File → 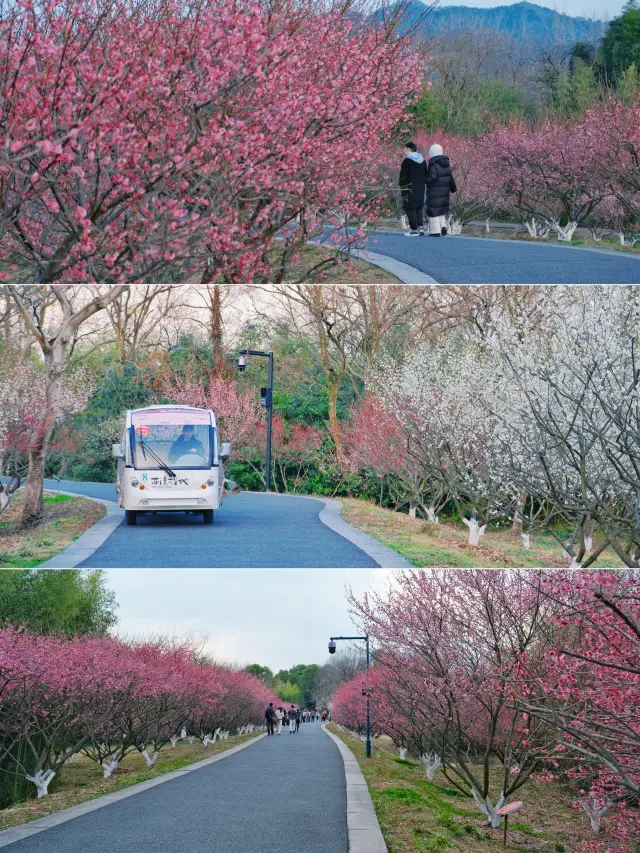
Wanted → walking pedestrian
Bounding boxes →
[295,708,301,732]
[275,706,285,735]
[265,702,276,736]
[425,143,457,237]
[288,705,297,733]
[399,141,427,236]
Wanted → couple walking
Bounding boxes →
[399,142,456,237]
[265,702,300,735]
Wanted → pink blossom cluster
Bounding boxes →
[333,570,640,848]
[0,0,420,282]
[0,628,277,795]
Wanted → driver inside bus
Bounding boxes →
[168,425,205,464]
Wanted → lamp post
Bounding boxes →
[328,634,371,758]
[237,349,274,492]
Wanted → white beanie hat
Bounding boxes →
[429,143,443,158]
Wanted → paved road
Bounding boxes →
[363,231,640,284]
[5,723,347,853]
[42,480,378,568]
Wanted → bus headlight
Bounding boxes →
[131,478,139,487]
[207,478,215,487]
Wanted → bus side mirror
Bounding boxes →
[220,442,231,460]
[112,444,123,459]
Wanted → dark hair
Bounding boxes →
[405,141,417,151]
[183,424,195,431]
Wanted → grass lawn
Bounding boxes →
[0,491,105,567]
[0,733,262,831]
[340,499,626,569]
[327,725,613,853]
[270,242,401,283]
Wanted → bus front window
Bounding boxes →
[132,423,211,470]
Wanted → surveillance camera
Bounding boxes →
[237,355,247,372]
[328,640,336,654]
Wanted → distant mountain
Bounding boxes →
[392,1,606,45]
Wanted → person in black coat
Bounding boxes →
[399,141,427,236]
[426,144,457,236]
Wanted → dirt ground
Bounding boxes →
[0,491,105,567]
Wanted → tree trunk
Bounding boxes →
[20,442,48,526]
[209,285,225,376]
[327,378,341,455]
[20,345,65,527]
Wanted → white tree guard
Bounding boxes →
[426,507,439,524]
[398,747,408,760]
[170,735,179,748]
[400,214,409,230]
[421,753,442,780]
[584,536,593,552]
[463,517,486,546]
[524,218,549,239]
[447,215,463,235]
[554,220,578,242]
[521,532,531,549]
[26,769,56,798]
[180,728,187,739]
[202,733,213,748]
[102,756,119,778]
[141,748,158,768]
[485,219,491,234]
[409,504,417,519]
[471,788,505,828]
[576,797,608,831]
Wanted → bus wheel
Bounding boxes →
[202,509,214,525]
[125,510,138,526]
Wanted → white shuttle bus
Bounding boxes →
[113,405,232,526]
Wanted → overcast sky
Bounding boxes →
[105,569,393,672]
[437,0,623,21]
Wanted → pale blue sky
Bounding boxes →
[106,569,392,672]
[439,0,624,21]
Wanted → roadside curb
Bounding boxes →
[348,247,439,283]
[323,725,387,853]
[247,492,413,568]
[0,734,266,848]
[37,490,123,569]
[307,237,438,283]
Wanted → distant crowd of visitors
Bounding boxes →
[264,703,330,735]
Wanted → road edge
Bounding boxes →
[37,490,123,569]
[247,492,413,568]
[348,248,439,284]
[0,733,266,848]
[322,725,387,853]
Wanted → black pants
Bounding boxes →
[266,718,274,735]
[404,206,424,230]
[295,719,300,731]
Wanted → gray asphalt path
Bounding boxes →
[5,723,347,853]
[363,231,640,284]
[41,480,377,568]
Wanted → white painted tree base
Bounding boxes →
[26,769,56,798]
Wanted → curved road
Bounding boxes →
[41,480,378,568]
[363,231,640,284]
[3,723,348,853]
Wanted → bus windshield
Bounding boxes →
[130,411,212,470]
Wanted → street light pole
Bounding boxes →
[329,634,371,758]
[238,349,274,492]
